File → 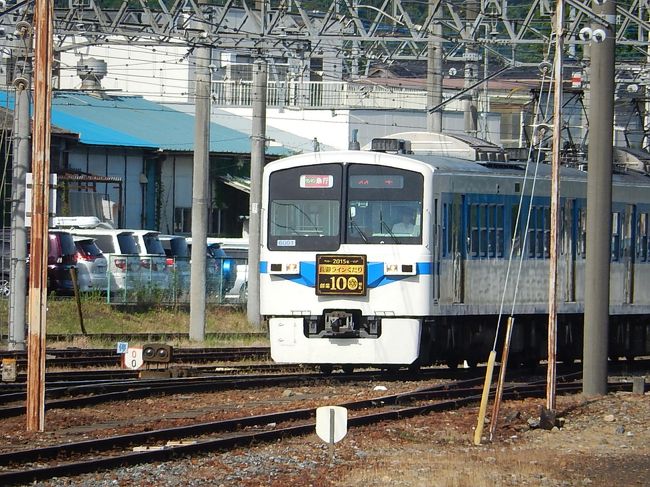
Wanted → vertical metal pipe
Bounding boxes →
[189,2,211,342]
[9,66,30,351]
[546,0,564,412]
[247,57,267,328]
[27,0,54,432]
[426,1,443,133]
[584,0,616,396]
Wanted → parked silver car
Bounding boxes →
[215,238,249,304]
[69,229,141,293]
[72,236,108,293]
[159,234,190,294]
[129,230,169,290]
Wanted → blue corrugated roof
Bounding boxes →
[0,91,289,155]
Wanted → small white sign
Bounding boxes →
[316,406,347,444]
[123,347,143,370]
[277,239,296,247]
[116,342,129,354]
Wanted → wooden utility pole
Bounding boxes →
[26,0,54,432]
[546,0,564,412]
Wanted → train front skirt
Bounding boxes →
[269,317,421,365]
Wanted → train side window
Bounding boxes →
[577,208,587,258]
[637,213,648,262]
[528,207,540,258]
[543,207,551,259]
[528,206,550,259]
[469,204,479,257]
[510,205,522,257]
[467,203,505,259]
[443,203,450,257]
[496,205,504,257]
[479,205,488,256]
[611,212,621,261]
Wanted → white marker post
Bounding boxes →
[316,406,347,462]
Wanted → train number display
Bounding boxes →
[316,254,367,296]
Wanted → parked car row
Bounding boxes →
[0,222,248,303]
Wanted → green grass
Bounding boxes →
[0,295,267,349]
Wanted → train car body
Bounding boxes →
[261,149,650,370]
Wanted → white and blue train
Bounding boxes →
[261,137,650,371]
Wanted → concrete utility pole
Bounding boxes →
[26,0,54,432]
[463,1,479,136]
[584,0,616,396]
[8,28,31,351]
[189,2,211,342]
[247,56,267,328]
[426,3,443,133]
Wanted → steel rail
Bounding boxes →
[0,368,471,419]
[0,346,271,368]
[0,379,633,485]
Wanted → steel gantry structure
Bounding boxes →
[0,1,647,67]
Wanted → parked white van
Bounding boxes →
[68,228,140,293]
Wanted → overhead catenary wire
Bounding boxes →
[473,32,559,445]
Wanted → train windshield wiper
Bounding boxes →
[273,202,321,233]
[349,219,368,243]
[270,221,300,235]
[380,211,400,244]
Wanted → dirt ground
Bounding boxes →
[328,391,650,487]
[4,380,649,486]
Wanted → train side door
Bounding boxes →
[433,198,440,302]
[563,199,576,302]
[451,193,464,303]
[623,204,635,304]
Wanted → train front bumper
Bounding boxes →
[269,317,421,365]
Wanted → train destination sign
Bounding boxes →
[316,254,367,296]
[300,174,333,188]
[349,175,404,189]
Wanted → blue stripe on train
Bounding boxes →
[260,261,433,288]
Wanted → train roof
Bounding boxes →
[268,150,650,187]
[411,153,650,187]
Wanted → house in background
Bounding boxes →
[0,86,291,236]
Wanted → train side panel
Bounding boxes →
[262,150,650,369]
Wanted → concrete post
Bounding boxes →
[247,57,267,327]
[584,0,616,396]
[189,2,211,342]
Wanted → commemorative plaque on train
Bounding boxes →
[316,254,367,296]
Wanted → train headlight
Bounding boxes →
[269,262,300,274]
[384,263,417,276]
[142,343,173,363]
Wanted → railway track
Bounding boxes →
[1,357,646,418]
[0,377,634,485]
[43,332,268,343]
[0,367,485,419]
[0,346,271,368]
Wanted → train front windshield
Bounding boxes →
[268,163,423,251]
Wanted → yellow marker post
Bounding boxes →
[473,350,497,445]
